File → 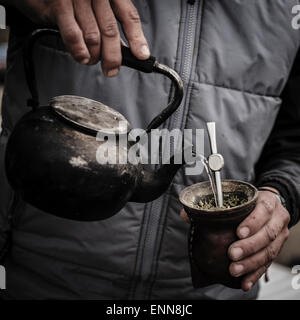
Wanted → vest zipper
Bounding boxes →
[171,0,200,131]
[130,0,202,299]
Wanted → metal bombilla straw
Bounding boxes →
[206,122,224,207]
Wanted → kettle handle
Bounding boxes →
[23,29,184,132]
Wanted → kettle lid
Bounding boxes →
[50,95,131,135]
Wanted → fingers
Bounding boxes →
[93,0,122,77]
[227,190,291,291]
[74,0,101,65]
[53,0,148,75]
[241,262,272,292]
[228,207,290,261]
[236,191,278,239]
[55,0,91,64]
[112,0,150,59]
[229,228,289,280]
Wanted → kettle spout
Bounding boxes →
[130,158,184,203]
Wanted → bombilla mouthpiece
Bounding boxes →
[206,122,224,207]
[207,122,218,154]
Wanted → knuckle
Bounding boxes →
[244,215,258,229]
[250,259,262,272]
[249,264,270,286]
[283,211,291,225]
[283,228,290,240]
[84,31,100,46]
[260,198,275,214]
[241,239,254,256]
[264,224,278,242]
[248,214,257,223]
[266,245,277,262]
[63,28,82,45]
[101,22,119,38]
[252,265,268,282]
[127,9,141,24]
[254,265,269,282]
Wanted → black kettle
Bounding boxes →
[5,29,185,221]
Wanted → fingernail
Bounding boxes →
[232,264,244,277]
[80,58,90,65]
[140,44,150,58]
[230,247,243,261]
[107,68,120,78]
[239,227,250,238]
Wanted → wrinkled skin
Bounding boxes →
[181,187,290,292]
[3,0,291,293]
[7,0,150,75]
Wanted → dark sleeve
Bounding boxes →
[5,5,39,35]
[255,50,300,228]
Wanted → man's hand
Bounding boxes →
[180,188,290,292]
[228,188,290,291]
[11,0,150,76]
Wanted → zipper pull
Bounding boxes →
[187,0,196,4]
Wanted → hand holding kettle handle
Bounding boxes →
[23,29,184,133]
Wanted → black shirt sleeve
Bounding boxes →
[6,5,39,35]
[255,50,300,227]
